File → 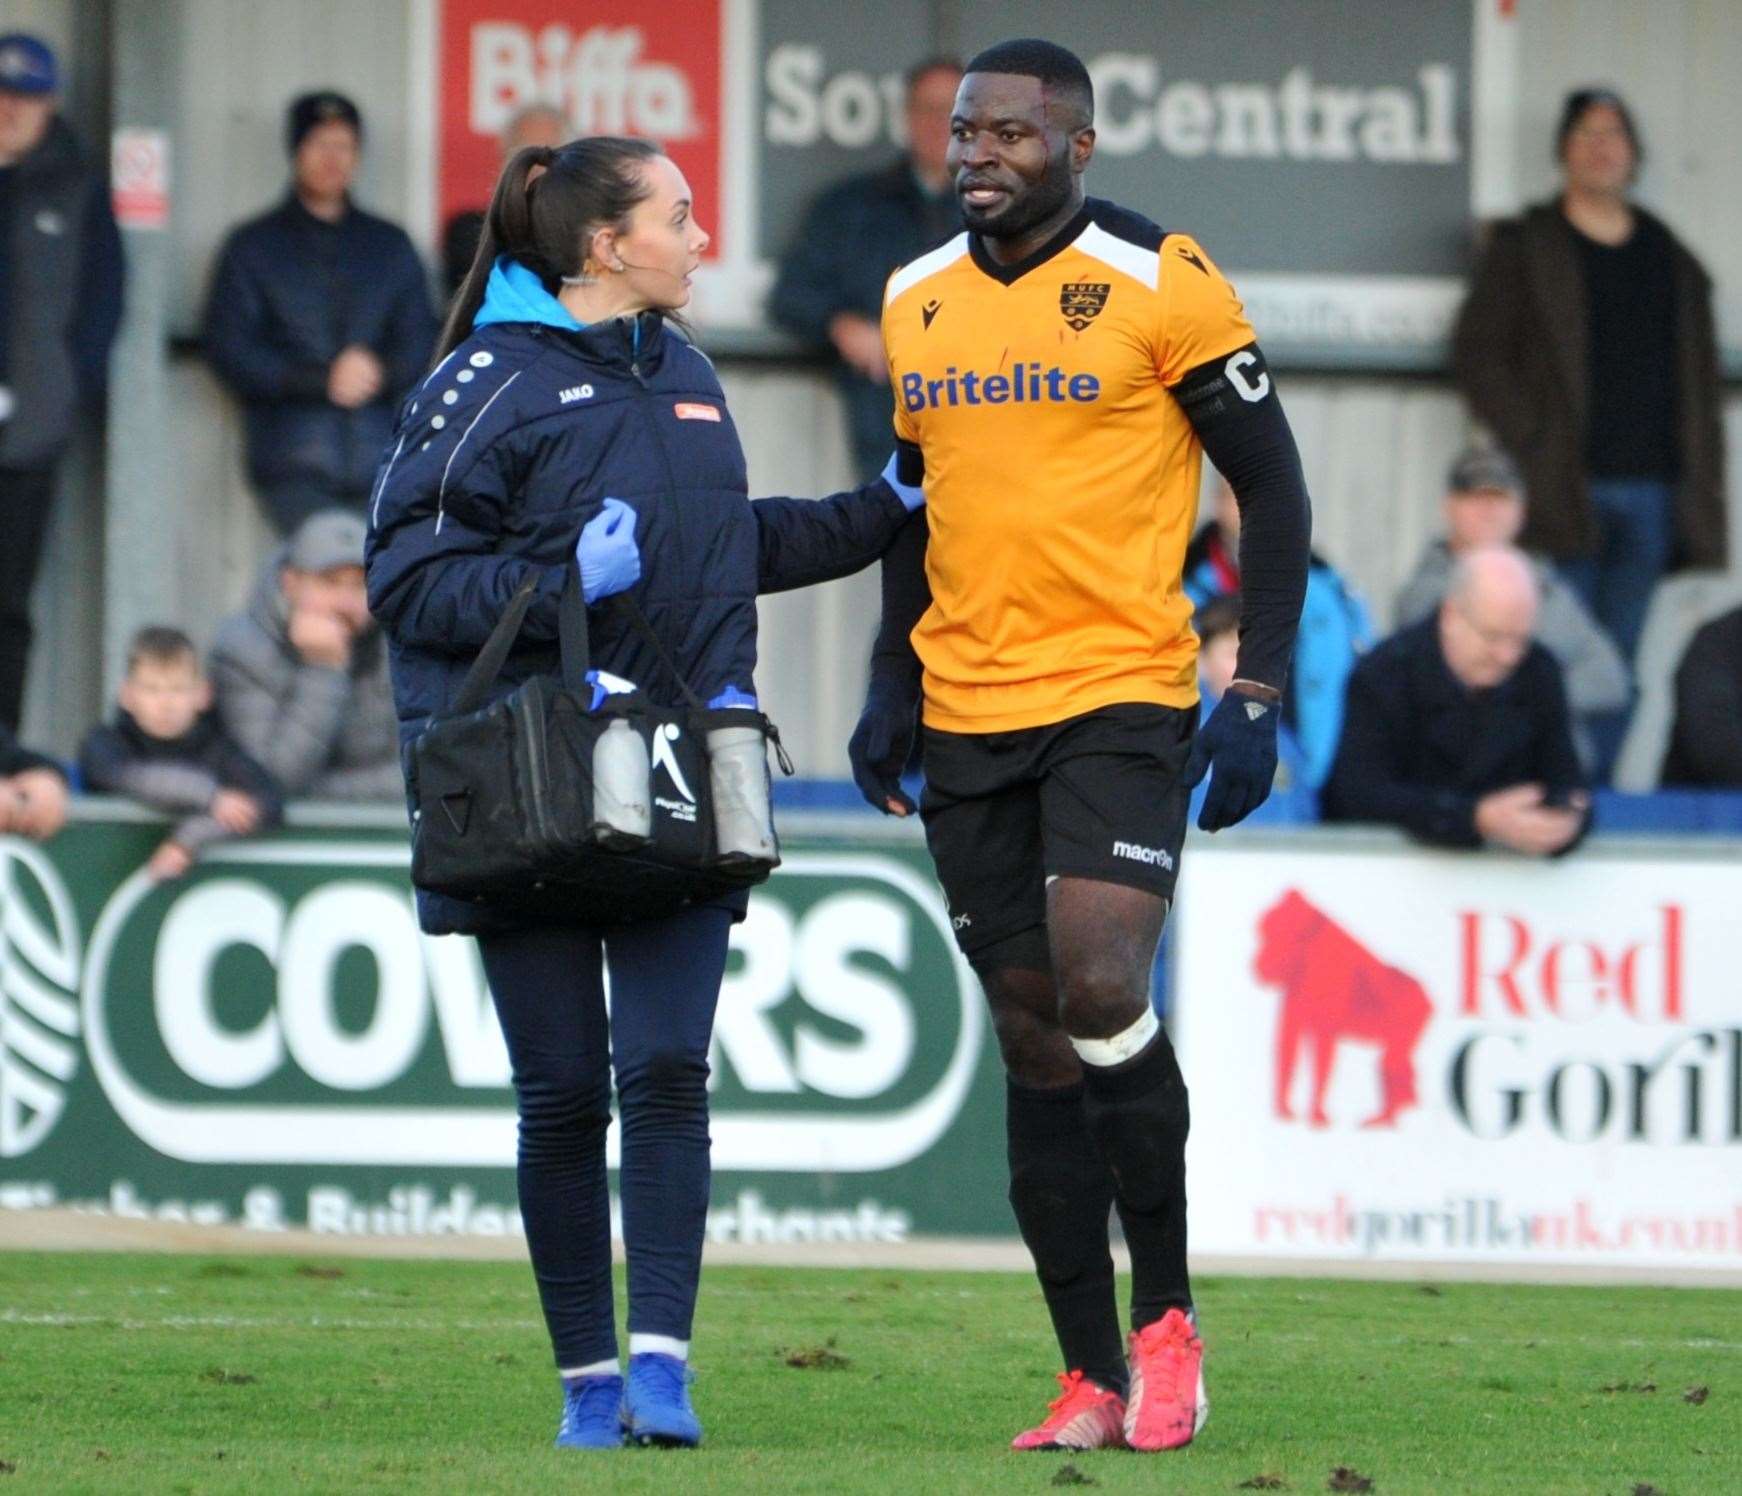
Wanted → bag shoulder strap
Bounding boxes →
[618,595,708,713]
[449,567,591,717]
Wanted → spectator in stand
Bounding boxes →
[79,627,282,880]
[209,508,401,801]
[1394,446,1629,776]
[1660,604,1742,788]
[204,91,437,535]
[441,102,567,298]
[769,56,962,481]
[1185,473,1372,790]
[1326,547,1590,857]
[0,717,68,842]
[0,33,124,734]
[1452,86,1727,667]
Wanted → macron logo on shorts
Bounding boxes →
[1113,840,1174,872]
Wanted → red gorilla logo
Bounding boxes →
[1252,889,1432,1129]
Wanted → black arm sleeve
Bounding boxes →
[1172,343,1312,691]
[865,508,931,696]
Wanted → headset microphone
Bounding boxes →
[615,260,691,283]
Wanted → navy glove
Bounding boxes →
[1184,688,1279,831]
[880,450,925,513]
[849,670,921,816]
[576,497,641,604]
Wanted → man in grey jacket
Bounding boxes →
[209,509,402,802]
[1394,447,1629,776]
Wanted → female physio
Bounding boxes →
[364,136,923,1450]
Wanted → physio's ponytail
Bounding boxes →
[436,136,664,364]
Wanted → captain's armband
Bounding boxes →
[1171,343,1275,431]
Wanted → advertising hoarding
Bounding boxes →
[1174,844,1742,1270]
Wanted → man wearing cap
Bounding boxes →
[1393,446,1629,777]
[208,508,402,801]
[204,91,437,535]
[0,32,125,733]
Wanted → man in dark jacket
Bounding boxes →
[0,33,125,733]
[0,717,67,841]
[205,91,437,535]
[1451,88,1726,666]
[1660,603,1742,788]
[1325,547,1590,856]
[768,57,961,480]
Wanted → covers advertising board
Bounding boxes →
[433,0,1504,367]
[3,818,1738,1275]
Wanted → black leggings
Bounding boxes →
[477,904,732,1369]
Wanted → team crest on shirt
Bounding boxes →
[1059,282,1111,332]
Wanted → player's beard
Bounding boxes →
[960,144,1076,241]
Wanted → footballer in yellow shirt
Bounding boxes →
[848,38,1311,1454]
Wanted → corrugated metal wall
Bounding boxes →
[17,0,1742,791]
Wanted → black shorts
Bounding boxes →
[919,703,1195,962]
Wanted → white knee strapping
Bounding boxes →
[1069,1006,1160,1068]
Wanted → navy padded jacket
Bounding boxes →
[365,283,909,933]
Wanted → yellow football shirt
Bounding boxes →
[883,201,1257,733]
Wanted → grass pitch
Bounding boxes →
[0,1252,1735,1493]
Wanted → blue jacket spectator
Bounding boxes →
[768,59,961,480]
[1185,478,1372,791]
[367,257,916,935]
[204,91,437,535]
[0,33,125,734]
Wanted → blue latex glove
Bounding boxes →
[849,672,921,815]
[707,686,758,710]
[1184,688,1279,831]
[575,497,641,604]
[880,451,925,514]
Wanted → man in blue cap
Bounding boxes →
[0,32,125,734]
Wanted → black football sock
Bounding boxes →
[1006,1078,1127,1396]
[1078,1029,1193,1330]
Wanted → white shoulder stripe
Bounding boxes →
[1075,222,1161,291]
[885,233,970,306]
[420,347,462,390]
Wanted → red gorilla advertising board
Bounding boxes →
[437,1,724,259]
[1175,844,1741,1271]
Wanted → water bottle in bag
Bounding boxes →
[707,725,776,864]
[591,717,651,846]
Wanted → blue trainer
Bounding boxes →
[623,1353,702,1447]
[555,1373,625,1449]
